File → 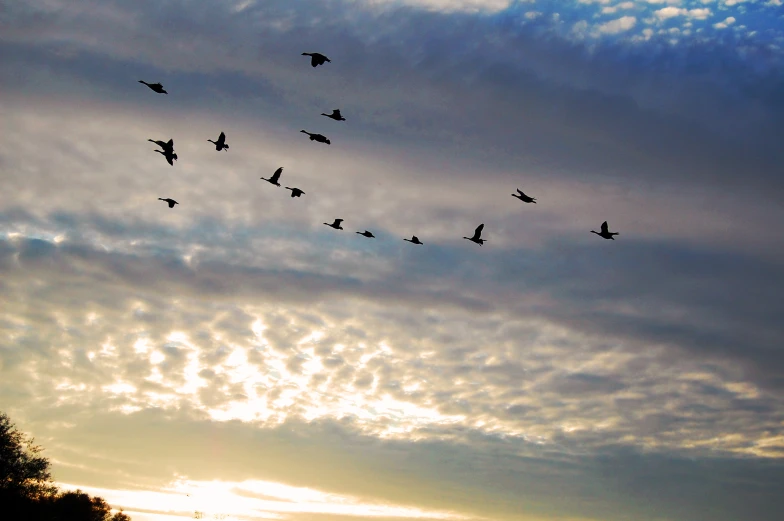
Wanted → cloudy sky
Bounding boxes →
[2,0,784,520]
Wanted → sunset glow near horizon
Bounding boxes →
[2,1,784,520]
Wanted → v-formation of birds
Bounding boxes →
[140,52,619,245]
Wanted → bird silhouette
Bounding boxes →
[591,221,619,240]
[285,187,305,198]
[356,230,375,238]
[321,109,346,121]
[324,219,344,230]
[512,189,537,203]
[404,235,423,245]
[148,138,174,153]
[302,52,331,67]
[208,132,229,151]
[138,80,167,94]
[300,130,331,145]
[158,198,178,208]
[154,149,178,166]
[463,224,487,246]
[261,167,283,186]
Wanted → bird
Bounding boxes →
[300,130,331,145]
[285,187,305,198]
[512,189,536,203]
[138,80,167,94]
[208,132,229,151]
[322,109,346,121]
[591,221,619,240]
[148,138,174,153]
[463,224,487,246]
[356,230,375,238]
[404,235,423,245]
[261,167,283,186]
[302,52,331,67]
[154,149,178,166]
[324,219,344,230]
[158,198,178,208]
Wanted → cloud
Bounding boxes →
[2,1,784,520]
[597,15,637,34]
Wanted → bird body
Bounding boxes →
[300,130,331,145]
[322,109,346,121]
[261,167,283,186]
[154,149,178,166]
[591,221,619,240]
[302,52,331,67]
[285,187,305,198]
[139,80,167,94]
[208,131,229,151]
[404,235,423,245]
[357,230,375,238]
[158,198,178,208]
[463,224,487,246]
[512,189,536,203]
[324,219,344,230]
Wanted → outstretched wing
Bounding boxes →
[601,221,609,234]
[473,223,485,240]
[218,132,226,145]
[271,167,283,182]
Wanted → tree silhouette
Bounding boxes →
[0,412,56,500]
[1,411,132,520]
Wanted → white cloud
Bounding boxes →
[654,6,712,20]
[597,15,637,34]
[714,16,736,29]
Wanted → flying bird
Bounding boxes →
[208,131,229,151]
[300,130,331,145]
[324,219,344,230]
[261,167,283,186]
[148,138,174,153]
[321,109,346,121]
[591,221,619,240]
[302,52,331,67]
[285,187,305,198]
[138,80,167,94]
[404,235,423,245]
[154,149,178,166]
[512,189,537,203]
[356,230,375,238]
[158,198,178,208]
[463,224,487,246]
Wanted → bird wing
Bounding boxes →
[166,156,173,165]
[218,132,225,144]
[271,167,283,182]
[517,189,524,195]
[473,224,485,239]
[601,221,609,234]
[335,219,343,224]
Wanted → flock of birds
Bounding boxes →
[139,52,620,245]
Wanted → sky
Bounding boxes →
[1,0,784,520]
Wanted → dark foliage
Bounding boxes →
[0,412,131,521]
